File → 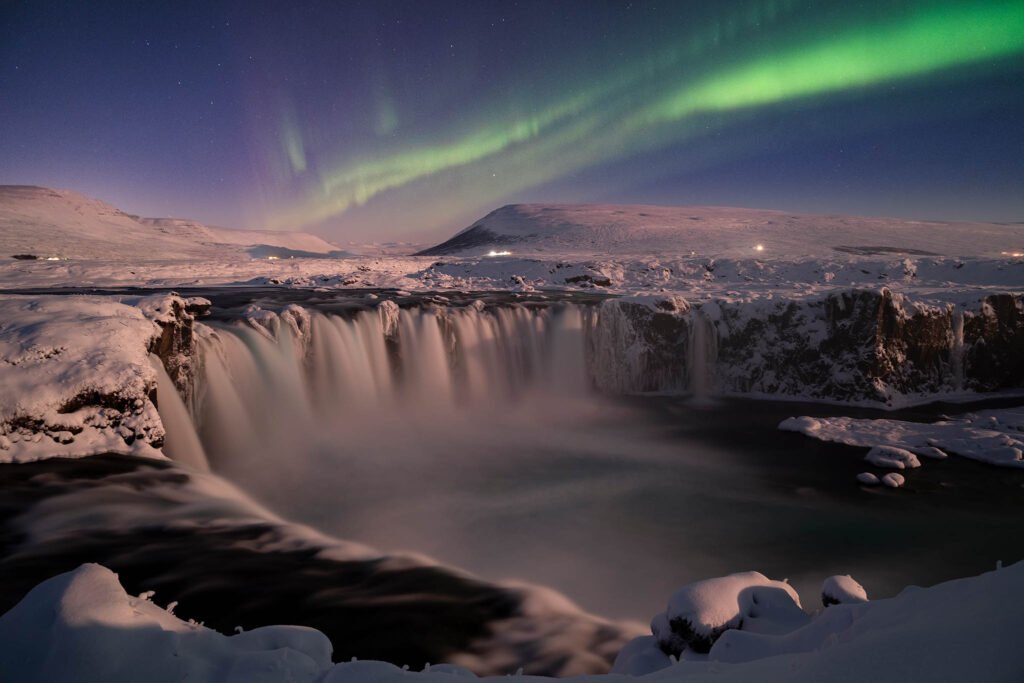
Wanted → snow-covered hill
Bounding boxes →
[0,186,340,261]
[419,203,1024,258]
[137,217,341,255]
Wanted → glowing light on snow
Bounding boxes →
[487,250,512,257]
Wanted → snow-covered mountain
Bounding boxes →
[418,203,1023,258]
[0,186,341,260]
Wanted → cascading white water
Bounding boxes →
[191,303,591,482]
[149,354,210,471]
[687,308,718,402]
[183,299,730,619]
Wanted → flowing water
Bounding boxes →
[180,300,1024,621]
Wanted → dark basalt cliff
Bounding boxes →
[592,290,1024,405]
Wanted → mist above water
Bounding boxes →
[189,303,731,617]
[181,302,1024,620]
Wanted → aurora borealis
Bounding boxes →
[2,0,1023,240]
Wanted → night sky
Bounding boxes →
[2,0,1022,241]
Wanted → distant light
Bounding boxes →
[754,244,764,252]
[487,250,512,257]
[1001,251,1024,258]
[45,256,62,261]
[266,255,280,260]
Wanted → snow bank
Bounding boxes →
[612,561,1024,680]
[821,575,868,607]
[780,409,1024,468]
[6,562,1022,682]
[0,563,332,683]
[0,293,205,464]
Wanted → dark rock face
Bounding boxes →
[148,297,209,401]
[596,290,1024,404]
[588,300,691,393]
[964,294,1024,391]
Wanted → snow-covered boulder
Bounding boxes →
[865,445,921,470]
[821,575,869,607]
[653,571,807,655]
[881,472,906,488]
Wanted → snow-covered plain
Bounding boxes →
[2,189,1023,306]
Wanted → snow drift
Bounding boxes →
[3,561,1022,682]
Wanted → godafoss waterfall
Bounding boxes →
[1,289,1023,676]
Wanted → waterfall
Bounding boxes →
[190,303,592,477]
[687,308,718,402]
[149,354,210,471]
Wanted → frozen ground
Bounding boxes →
[1,189,1022,310]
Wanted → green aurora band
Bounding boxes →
[266,0,1024,232]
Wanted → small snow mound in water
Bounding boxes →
[865,445,921,470]
[856,472,880,486]
[882,472,906,488]
[822,575,869,607]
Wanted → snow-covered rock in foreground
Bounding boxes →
[6,561,1023,683]
[651,571,806,655]
[821,575,868,607]
[613,562,1024,680]
[780,408,1024,468]
[0,563,332,683]
[0,294,204,463]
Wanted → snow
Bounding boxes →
[0,294,172,463]
[821,576,868,606]
[0,189,1022,681]
[653,571,805,654]
[864,445,921,470]
[0,185,339,262]
[881,472,906,488]
[780,409,1024,468]
[419,203,1022,259]
[5,561,1023,682]
[2,191,1022,306]
[0,563,332,683]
